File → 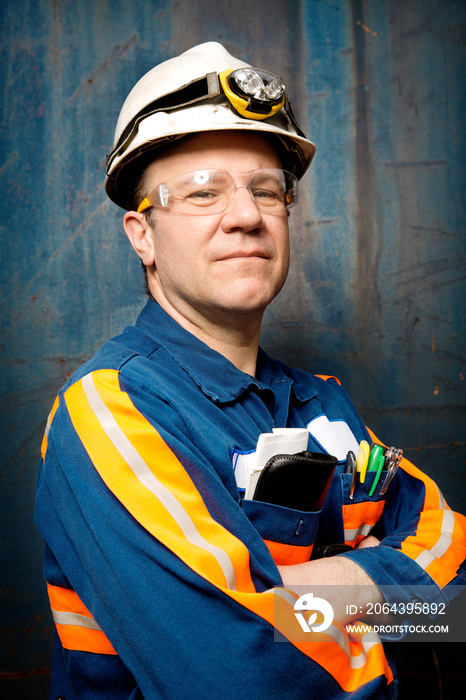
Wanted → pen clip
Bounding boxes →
[378,447,403,496]
[345,451,357,500]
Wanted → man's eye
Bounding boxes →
[187,189,220,200]
[253,188,282,200]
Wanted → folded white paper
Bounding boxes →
[244,428,309,499]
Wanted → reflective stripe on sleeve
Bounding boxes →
[263,539,314,565]
[342,501,386,547]
[47,583,117,655]
[414,505,455,569]
[400,488,465,587]
[41,395,60,459]
[52,610,103,630]
[65,370,254,593]
[271,588,392,689]
[366,428,466,588]
[81,371,238,591]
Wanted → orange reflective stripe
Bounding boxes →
[367,428,466,587]
[48,583,94,616]
[47,584,117,655]
[268,590,393,691]
[399,506,466,587]
[53,623,117,655]
[65,370,256,594]
[41,395,60,459]
[343,501,386,546]
[422,510,466,586]
[315,374,341,385]
[263,539,314,565]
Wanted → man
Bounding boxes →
[35,42,466,699]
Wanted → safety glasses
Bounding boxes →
[137,168,299,216]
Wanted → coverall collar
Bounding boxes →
[135,299,318,405]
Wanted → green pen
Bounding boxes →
[369,451,386,497]
[367,444,384,471]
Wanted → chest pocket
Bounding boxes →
[341,471,386,547]
[240,499,323,565]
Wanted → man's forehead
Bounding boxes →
[143,130,283,183]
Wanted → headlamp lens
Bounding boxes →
[231,68,285,103]
[265,78,284,100]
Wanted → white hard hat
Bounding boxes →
[105,42,316,209]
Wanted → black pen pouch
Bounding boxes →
[252,451,337,511]
[241,451,338,566]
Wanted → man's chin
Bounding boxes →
[214,293,281,319]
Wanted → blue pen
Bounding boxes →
[345,451,357,500]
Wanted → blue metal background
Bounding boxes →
[1,0,465,692]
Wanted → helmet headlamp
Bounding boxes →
[219,68,286,119]
[105,42,316,209]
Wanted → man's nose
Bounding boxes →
[221,186,264,231]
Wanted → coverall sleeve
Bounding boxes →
[337,425,466,610]
[36,368,398,699]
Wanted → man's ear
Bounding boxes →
[123,211,156,267]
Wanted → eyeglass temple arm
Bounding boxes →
[137,198,151,213]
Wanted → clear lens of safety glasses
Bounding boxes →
[138,169,298,215]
